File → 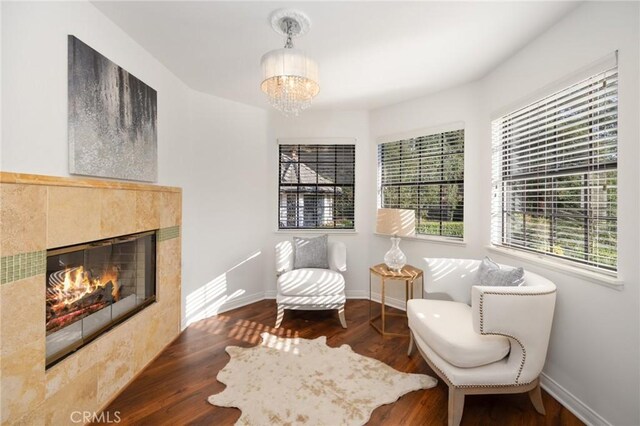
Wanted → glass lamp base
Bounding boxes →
[384,237,406,272]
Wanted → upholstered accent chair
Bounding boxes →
[274,240,347,328]
[407,258,556,426]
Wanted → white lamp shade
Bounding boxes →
[261,48,319,83]
[260,47,319,115]
[376,208,416,237]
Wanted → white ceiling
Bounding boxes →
[92,1,579,111]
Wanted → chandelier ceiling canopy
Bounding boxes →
[260,9,319,116]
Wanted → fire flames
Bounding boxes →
[46,265,120,333]
[53,266,120,304]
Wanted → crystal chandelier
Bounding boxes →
[260,9,319,116]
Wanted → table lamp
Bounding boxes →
[376,208,416,271]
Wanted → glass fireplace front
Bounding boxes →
[46,230,156,368]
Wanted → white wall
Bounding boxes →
[0,1,272,330]
[0,1,190,182]
[265,110,373,300]
[181,90,270,326]
[481,3,640,425]
[369,83,484,304]
[369,2,640,425]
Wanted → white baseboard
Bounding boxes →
[264,290,405,311]
[217,291,266,314]
[212,289,406,322]
[346,290,368,299]
[540,372,610,426]
[369,292,407,312]
[350,290,408,312]
[181,291,266,330]
[246,290,373,300]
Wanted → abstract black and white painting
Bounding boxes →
[68,35,157,182]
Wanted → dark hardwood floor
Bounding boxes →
[97,300,583,426]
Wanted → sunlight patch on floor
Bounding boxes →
[190,315,300,345]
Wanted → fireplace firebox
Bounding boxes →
[46,230,157,368]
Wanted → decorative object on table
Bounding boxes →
[376,208,416,271]
[407,258,557,426]
[369,263,423,337]
[208,332,436,425]
[275,238,347,328]
[260,9,319,116]
[68,35,157,182]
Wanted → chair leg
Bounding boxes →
[448,386,465,426]
[338,306,347,328]
[407,332,415,356]
[275,304,285,328]
[529,381,546,415]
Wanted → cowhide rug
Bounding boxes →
[208,332,436,425]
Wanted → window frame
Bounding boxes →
[277,139,356,231]
[377,124,465,241]
[490,65,619,276]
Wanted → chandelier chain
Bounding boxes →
[284,20,294,49]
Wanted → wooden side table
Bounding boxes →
[369,263,424,337]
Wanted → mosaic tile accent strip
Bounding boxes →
[0,250,46,285]
[0,227,180,284]
[157,226,180,242]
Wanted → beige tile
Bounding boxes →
[159,192,181,228]
[0,171,179,194]
[94,322,135,407]
[0,275,45,357]
[157,238,181,291]
[0,183,47,256]
[100,189,137,238]
[159,273,181,309]
[47,186,101,248]
[0,341,45,424]
[133,305,164,372]
[135,191,160,231]
[44,365,97,426]
[130,313,150,371]
[13,402,45,426]
[45,345,96,399]
[159,303,181,346]
[157,296,180,346]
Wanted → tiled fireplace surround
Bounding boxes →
[0,172,182,425]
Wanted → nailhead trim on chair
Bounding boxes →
[411,331,536,389]
[458,382,534,389]
[478,289,556,384]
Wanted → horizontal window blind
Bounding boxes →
[279,144,355,230]
[378,129,464,238]
[491,67,618,271]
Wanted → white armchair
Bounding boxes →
[407,258,556,426]
[274,240,347,328]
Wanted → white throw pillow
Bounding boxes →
[475,257,524,287]
[293,235,329,269]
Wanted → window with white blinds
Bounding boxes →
[378,129,464,239]
[279,144,355,230]
[491,66,618,272]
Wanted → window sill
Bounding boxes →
[486,245,623,290]
[374,233,466,247]
[275,229,358,235]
